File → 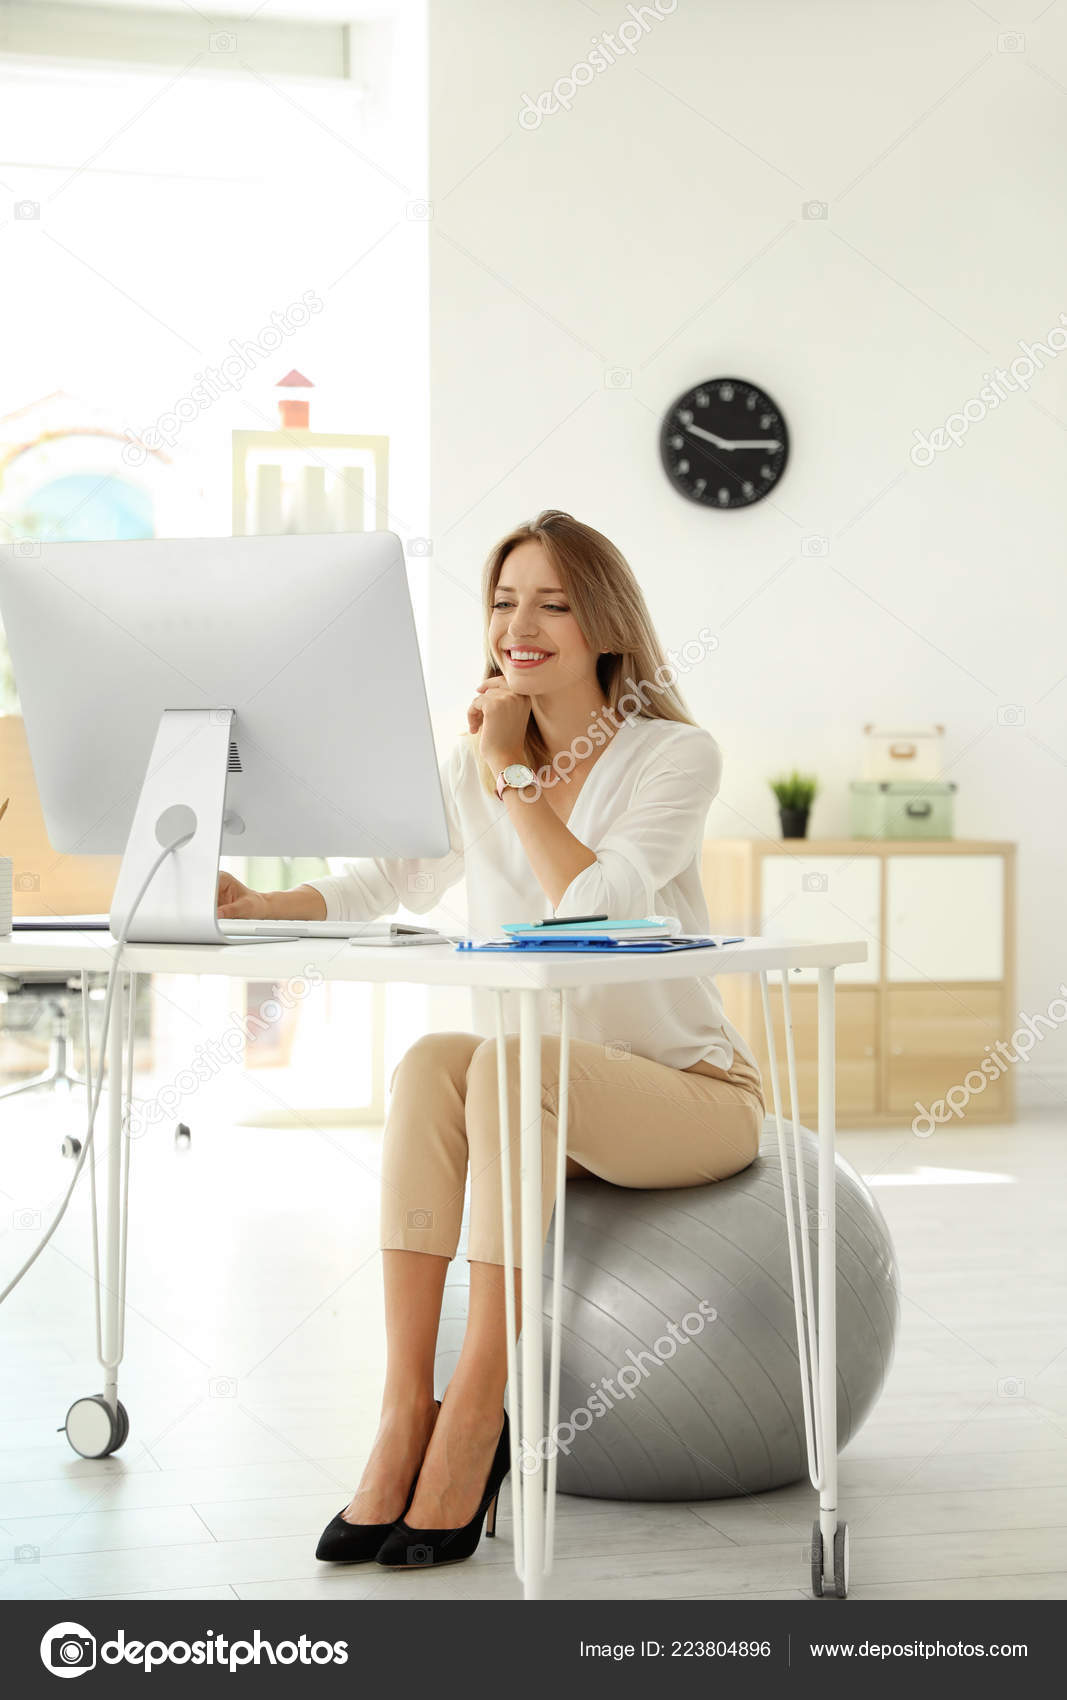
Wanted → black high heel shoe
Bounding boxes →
[375,1409,510,1569]
[315,1400,440,1564]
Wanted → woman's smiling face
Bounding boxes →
[488,540,597,695]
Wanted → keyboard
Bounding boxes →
[12,915,111,930]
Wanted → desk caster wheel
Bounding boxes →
[62,1395,129,1458]
[833,1522,849,1597]
[810,1520,849,1598]
[175,1123,191,1148]
[810,1521,825,1597]
[61,1136,82,1159]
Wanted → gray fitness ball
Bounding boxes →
[437,1120,899,1501]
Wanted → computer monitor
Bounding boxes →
[0,532,449,943]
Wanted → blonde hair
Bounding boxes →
[473,509,697,791]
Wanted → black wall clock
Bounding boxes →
[659,377,789,508]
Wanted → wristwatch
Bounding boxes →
[495,761,538,801]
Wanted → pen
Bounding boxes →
[532,912,608,928]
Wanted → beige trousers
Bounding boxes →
[379,1030,766,1268]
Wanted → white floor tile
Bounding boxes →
[95,1584,241,1601]
[193,1493,341,1543]
[1,1502,214,1558]
[846,1572,1067,1600]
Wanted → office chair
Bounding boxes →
[0,970,191,1155]
[0,972,92,1098]
[0,972,106,1156]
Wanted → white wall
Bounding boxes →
[426,0,1067,1094]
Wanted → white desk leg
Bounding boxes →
[494,993,524,1585]
[496,988,568,1601]
[67,969,134,1460]
[102,969,124,1411]
[101,970,135,1414]
[517,988,545,1600]
[759,966,846,1597]
[544,989,569,1575]
[816,965,843,1593]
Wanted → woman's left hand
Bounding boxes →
[468,676,532,772]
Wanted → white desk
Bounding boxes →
[0,930,866,1600]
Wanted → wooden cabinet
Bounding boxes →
[759,855,881,983]
[884,985,1008,1118]
[886,855,1004,981]
[702,838,1015,1127]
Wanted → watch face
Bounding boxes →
[502,763,536,787]
[660,377,788,508]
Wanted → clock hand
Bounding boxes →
[684,422,781,451]
[683,423,733,449]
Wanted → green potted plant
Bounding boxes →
[769,770,818,839]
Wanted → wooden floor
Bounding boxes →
[0,1088,1064,1602]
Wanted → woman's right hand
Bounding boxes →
[217,871,272,921]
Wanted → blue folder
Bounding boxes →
[454,935,744,954]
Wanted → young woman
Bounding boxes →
[216,509,766,1570]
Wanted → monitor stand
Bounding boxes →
[109,708,299,945]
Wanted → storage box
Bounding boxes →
[861,724,944,781]
[849,781,955,840]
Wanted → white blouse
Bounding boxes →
[304,715,760,1076]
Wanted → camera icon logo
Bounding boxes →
[605,1040,631,1060]
[406,200,433,220]
[996,1376,1025,1399]
[14,539,41,557]
[802,871,828,893]
[14,1208,43,1230]
[996,31,1025,52]
[996,703,1025,727]
[801,535,829,557]
[604,367,632,389]
[208,1376,238,1398]
[802,200,829,220]
[406,1208,435,1230]
[406,1542,434,1565]
[210,30,236,52]
[15,1542,40,1563]
[406,537,433,557]
[15,871,40,891]
[15,200,40,221]
[407,871,436,894]
[41,1623,96,1677]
